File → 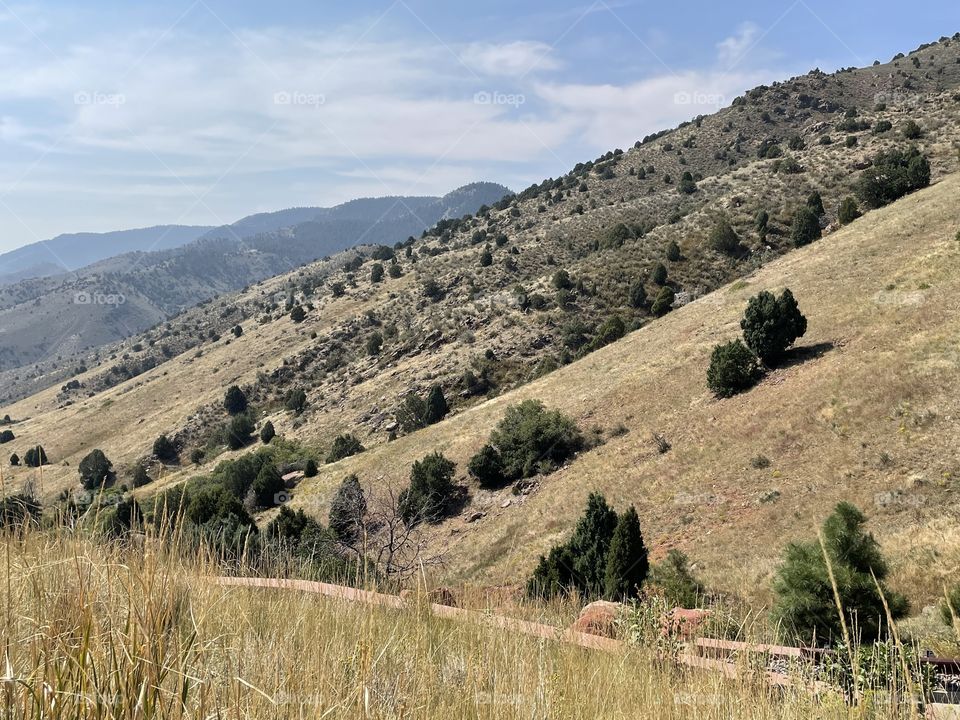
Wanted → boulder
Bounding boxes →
[662,607,711,638]
[570,600,624,638]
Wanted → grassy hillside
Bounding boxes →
[284,172,960,609]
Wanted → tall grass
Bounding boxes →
[0,526,876,719]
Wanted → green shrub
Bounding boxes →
[130,464,152,488]
[304,459,318,477]
[678,171,697,194]
[648,549,706,607]
[251,463,285,508]
[709,218,741,254]
[940,584,960,627]
[260,421,276,444]
[0,429,14,444]
[326,434,365,463]
[399,452,457,525]
[290,305,306,323]
[223,385,248,415]
[856,147,930,208]
[23,446,48,468]
[773,502,907,645]
[370,263,384,283]
[153,434,178,462]
[589,315,626,350]
[467,444,505,487]
[488,400,583,481]
[651,287,675,317]
[650,262,667,286]
[552,269,573,290]
[78,449,115,490]
[901,119,923,139]
[666,240,681,262]
[740,289,807,364]
[791,206,822,247]
[285,388,308,414]
[628,280,648,309]
[9,453,19,466]
[227,415,255,450]
[707,340,762,398]
[479,247,493,267]
[328,474,367,542]
[396,385,449,433]
[806,191,825,216]
[366,332,383,356]
[838,196,861,225]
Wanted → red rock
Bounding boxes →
[570,600,624,638]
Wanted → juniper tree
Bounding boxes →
[398,452,457,525]
[329,474,367,542]
[791,206,822,247]
[709,218,740,254]
[224,385,247,415]
[740,289,807,364]
[78,449,115,490]
[707,340,762,398]
[260,421,276,444]
[603,505,649,600]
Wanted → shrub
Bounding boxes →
[552,269,573,290]
[901,119,923,139]
[838,196,861,225]
[330,282,346,297]
[131,464,152,488]
[856,147,930,208]
[329,474,367,542]
[396,385,448,432]
[709,218,740,254]
[425,385,449,424]
[9,453,19,466]
[707,340,762,398]
[326,434,365,463]
[422,278,444,301]
[651,287,675,317]
[872,120,892,134]
[285,389,308,414]
[366,332,383,356]
[153,434,178,462]
[773,502,907,645]
[649,549,706,607]
[190,449,204,465]
[650,262,668,286]
[23,446,48,467]
[399,452,457,525]
[791,206,822,247]
[78,449,115,490]
[604,505,649,600]
[479,247,493,267]
[628,280,648,309]
[251,463,285,508]
[806,191,825,217]
[678,171,697,194]
[940,584,960,627]
[224,385,248,415]
[260,421,276,444]
[740,289,807,364]
[290,305,306,323]
[589,315,625,350]
[304,459,318,477]
[0,430,14,444]
[227,415,255,450]
[788,135,805,150]
[467,444,505,487]
[666,240,681,262]
[488,400,583,481]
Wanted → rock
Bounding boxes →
[467,511,485,523]
[661,607,711,638]
[500,499,512,509]
[759,489,781,504]
[570,600,625,638]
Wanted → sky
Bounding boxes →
[0,0,956,252]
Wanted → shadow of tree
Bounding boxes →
[777,341,835,369]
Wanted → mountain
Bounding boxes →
[0,225,212,285]
[1,36,959,609]
[0,182,512,387]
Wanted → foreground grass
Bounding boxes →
[0,532,877,719]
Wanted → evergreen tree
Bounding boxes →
[740,289,807,364]
[285,388,308,414]
[666,240,681,262]
[707,340,762,398]
[649,550,706,607]
[678,171,697,194]
[23,445,48,467]
[227,414,255,450]
[479,247,493,267]
[328,474,367,542]
[773,502,908,645]
[399,452,457,525]
[527,544,576,599]
[651,286,675,317]
[629,280,648,309]
[9,453,20,466]
[290,305,307,323]
[424,385,449,424]
[567,493,619,599]
[0,429,14,444]
[709,218,740,254]
[370,263,384,283]
[224,385,248,415]
[838,196,861,225]
[153,434,178,462]
[603,505,649,600]
[130,464,152,488]
[252,463,285,508]
[489,400,583,481]
[260,421,276,444]
[791,206,822,247]
[78,449,115,490]
[326,434,365,463]
[467,444,505,487]
[806,191,825,216]
[650,262,668,286]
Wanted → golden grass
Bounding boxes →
[0,531,870,719]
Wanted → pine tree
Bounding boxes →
[424,385,449,424]
[567,493,619,599]
[260,421,276,444]
[603,505,649,600]
[399,452,457,525]
[773,502,908,645]
[651,286,675,317]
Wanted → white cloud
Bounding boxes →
[717,22,761,68]
[461,40,561,76]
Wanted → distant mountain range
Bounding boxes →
[0,182,512,375]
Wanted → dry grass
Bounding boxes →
[0,530,875,719]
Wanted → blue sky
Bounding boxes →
[0,0,956,252]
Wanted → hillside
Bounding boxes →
[0,182,511,387]
[1,36,960,610]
